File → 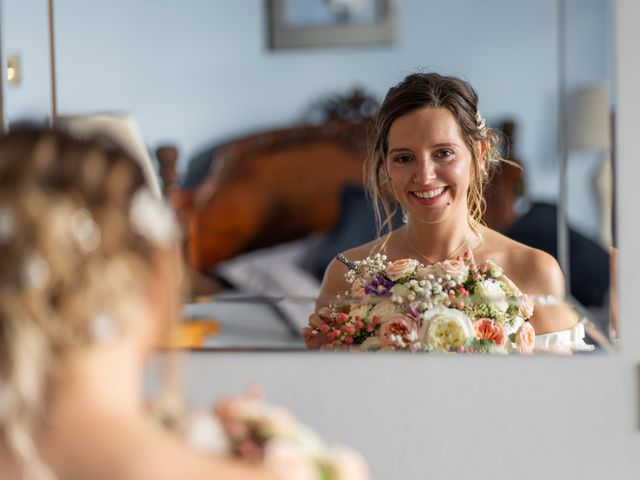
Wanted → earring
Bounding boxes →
[402,209,408,224]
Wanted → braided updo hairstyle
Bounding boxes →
[365,72,505,236]
[0,127,179,479]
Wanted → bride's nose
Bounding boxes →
[412,157,437,183]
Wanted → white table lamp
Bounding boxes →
[567,83,613,247]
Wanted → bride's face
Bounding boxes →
[385,107,474,225]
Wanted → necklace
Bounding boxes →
[403,229,469,265]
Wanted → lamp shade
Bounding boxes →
[57,113,161,198]
[567,83,611,151]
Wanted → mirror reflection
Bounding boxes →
[1,0,614,352]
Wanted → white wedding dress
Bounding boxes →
[534,322,595,352]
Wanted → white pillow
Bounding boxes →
[214,235,324,333]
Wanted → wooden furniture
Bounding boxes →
[158,119,370,272]
[483,120,525,231]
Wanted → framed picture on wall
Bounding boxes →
[268,0,396,49]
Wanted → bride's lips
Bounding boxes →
[410,186,449,205]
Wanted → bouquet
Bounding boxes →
[320,252,536,353]
[185,387,370,480]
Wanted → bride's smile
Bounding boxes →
[410,186,448,204]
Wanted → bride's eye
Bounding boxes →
[435,149,454,160]
[392,154,413,164]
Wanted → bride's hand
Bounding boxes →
[302,307,333,349]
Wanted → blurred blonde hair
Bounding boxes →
[0,128,178,479]
[364,72,505,238]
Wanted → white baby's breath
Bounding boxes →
[475,280,509,313]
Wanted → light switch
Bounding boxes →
[7,54,21,85]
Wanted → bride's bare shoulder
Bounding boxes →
[478,227,564,296]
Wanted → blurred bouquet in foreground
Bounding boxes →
[319,252,535,353]
[185,387,370,480]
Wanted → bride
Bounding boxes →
[303,72,585,351]
[0,128,275,479]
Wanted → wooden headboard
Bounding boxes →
[158,119,370,272]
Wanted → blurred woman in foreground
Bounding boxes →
[0,128,275,479]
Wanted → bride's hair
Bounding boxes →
[0,128,178,479]
[365,72,506,237]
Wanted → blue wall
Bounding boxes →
[2,0,612,237]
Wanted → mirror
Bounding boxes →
[0,0,614,351]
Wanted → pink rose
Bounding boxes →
[436,259,468,281]
[416,259,468,282]
[518,293,535,319]
[473,318,506,347]
[516,321,536,354]
[385,258,420,281]
[379,314,418,348]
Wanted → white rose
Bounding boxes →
[504,315,524,337]
[419,306,474,350]
[475,280,509,313]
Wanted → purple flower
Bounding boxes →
[364,274,394,297]
[407,304,421,319]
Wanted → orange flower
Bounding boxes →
[379,314,418,348]
[473,318,506,347]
